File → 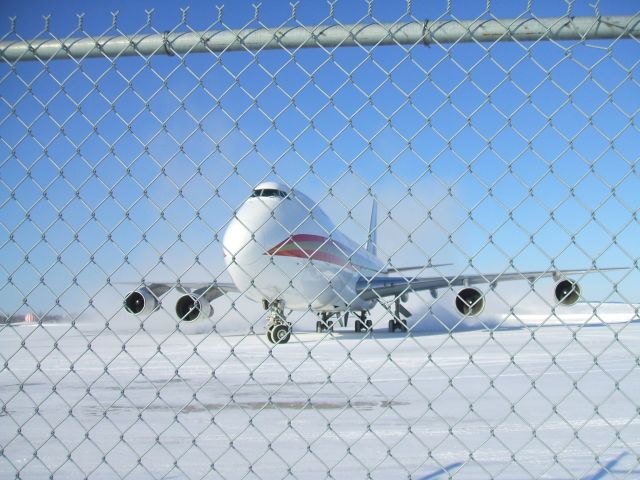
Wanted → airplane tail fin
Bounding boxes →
[366,197,377,257]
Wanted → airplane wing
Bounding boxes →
[120,281,240,316]
[119,281,240,297]
[383,263,453,274]
[172,282,239,297]
[355,268,624,301]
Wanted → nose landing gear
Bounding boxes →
[265,300,291,344]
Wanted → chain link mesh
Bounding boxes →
[1,1,639,478]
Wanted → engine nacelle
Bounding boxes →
[554,279,581,306]
[124,287,159,315]
[455,287,485,316]
[175,294,213,323]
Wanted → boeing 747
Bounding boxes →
[124,181,614,344]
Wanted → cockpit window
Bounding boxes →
[251,189,288,198]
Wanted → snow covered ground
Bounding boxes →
[1,305,639,479]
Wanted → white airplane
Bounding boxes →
[124,181,614,344]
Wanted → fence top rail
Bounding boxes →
[1,14,638,62]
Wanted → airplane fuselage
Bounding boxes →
[222,187,382,312]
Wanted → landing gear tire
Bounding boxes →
[317,313,334,333]
[355,312,371,333]
[270,324,291,344]
[356,318,373,333]
[264,300,291,345]
[391,299,410,333]
[388,319,407,333]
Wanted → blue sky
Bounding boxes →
[0,0,639,317]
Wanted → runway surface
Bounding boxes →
[1,320,639,479]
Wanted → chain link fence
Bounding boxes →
[1,1,640,478]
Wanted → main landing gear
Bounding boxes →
[354,311,372,333]
[264,300,291,345]
[316,312,336,333]
[388,298,410,333]
[315,311,372,333]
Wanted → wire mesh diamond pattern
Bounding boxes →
[1,1,639,478]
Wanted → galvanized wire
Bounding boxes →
[1,1,639,479]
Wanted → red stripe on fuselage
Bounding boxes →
[269,249,350,267]
[266,234,357,269]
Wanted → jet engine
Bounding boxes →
[175,294,213,323]
[455,287,485,316]
[554,278,580,306]
[124,287,159,315]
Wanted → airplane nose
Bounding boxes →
[222,195,297,271]
[222,209,268,266]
